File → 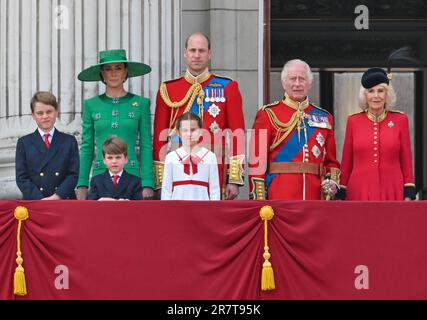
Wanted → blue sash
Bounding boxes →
[265,107,328,189]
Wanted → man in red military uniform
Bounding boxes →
[249,59,340,200]
[153,32,245,199]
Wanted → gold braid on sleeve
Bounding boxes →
[154,161,165,190]
[250,177,266,200]
[329,167,341,186]
[228,155,245,185]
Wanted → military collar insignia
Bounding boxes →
[283,94,309,110]
[366,109,388,123]
[184,68,211,84]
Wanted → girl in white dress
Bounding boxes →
[161,112,220,200]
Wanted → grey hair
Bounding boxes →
[358,83,397,110]
[281,59,314,84]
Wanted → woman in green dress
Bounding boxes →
[76,49,154,199]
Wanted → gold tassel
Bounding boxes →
[13,206,29,296]
[259,205,275,291]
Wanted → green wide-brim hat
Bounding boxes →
[77,49,151,82]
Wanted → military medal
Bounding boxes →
[205,89,211,102]
[388,121,394,128]
[208,104,221,118]
[214,89,221,102]
[220,89,225,102]
[316,132,325,147]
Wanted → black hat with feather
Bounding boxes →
[361,46,417,89]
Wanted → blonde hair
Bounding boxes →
[358,83,397,110]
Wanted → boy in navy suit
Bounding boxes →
[15,91,79,200]
[88,136,143,200]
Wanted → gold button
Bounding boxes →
[55,172,59,176]
[40,172,44,177]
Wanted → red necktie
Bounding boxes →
[182,155,201,175]
[112,175,119,187]
[44,133,51,149]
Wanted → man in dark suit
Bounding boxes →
[15,91,79,200]
[88,136,143,200]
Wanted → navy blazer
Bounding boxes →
[15,128,79,200]
[88,170,143,200]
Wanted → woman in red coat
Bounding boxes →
[339,67,416,200]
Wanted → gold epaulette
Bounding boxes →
[212,74,234,82]
[260,101,280,110]
[311,104,332,115]
[162,76,182,84]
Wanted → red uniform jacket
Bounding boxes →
[249,96,340,200]
[153,70,245,196]
[340,110,415,200]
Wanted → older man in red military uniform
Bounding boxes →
[153,32,245,199]
[249,59,340,200]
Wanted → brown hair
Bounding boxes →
[176,112,202,131]
[102,136,128,157]
[30,91,58,113]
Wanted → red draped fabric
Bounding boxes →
[1,200,427,300]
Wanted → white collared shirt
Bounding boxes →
[109,170,123,184]
[38,127,55,144]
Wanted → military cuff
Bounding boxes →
[249,177,266,200]
[228,155,245,185]
[154,161,164,190]
[328,167,341,185]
